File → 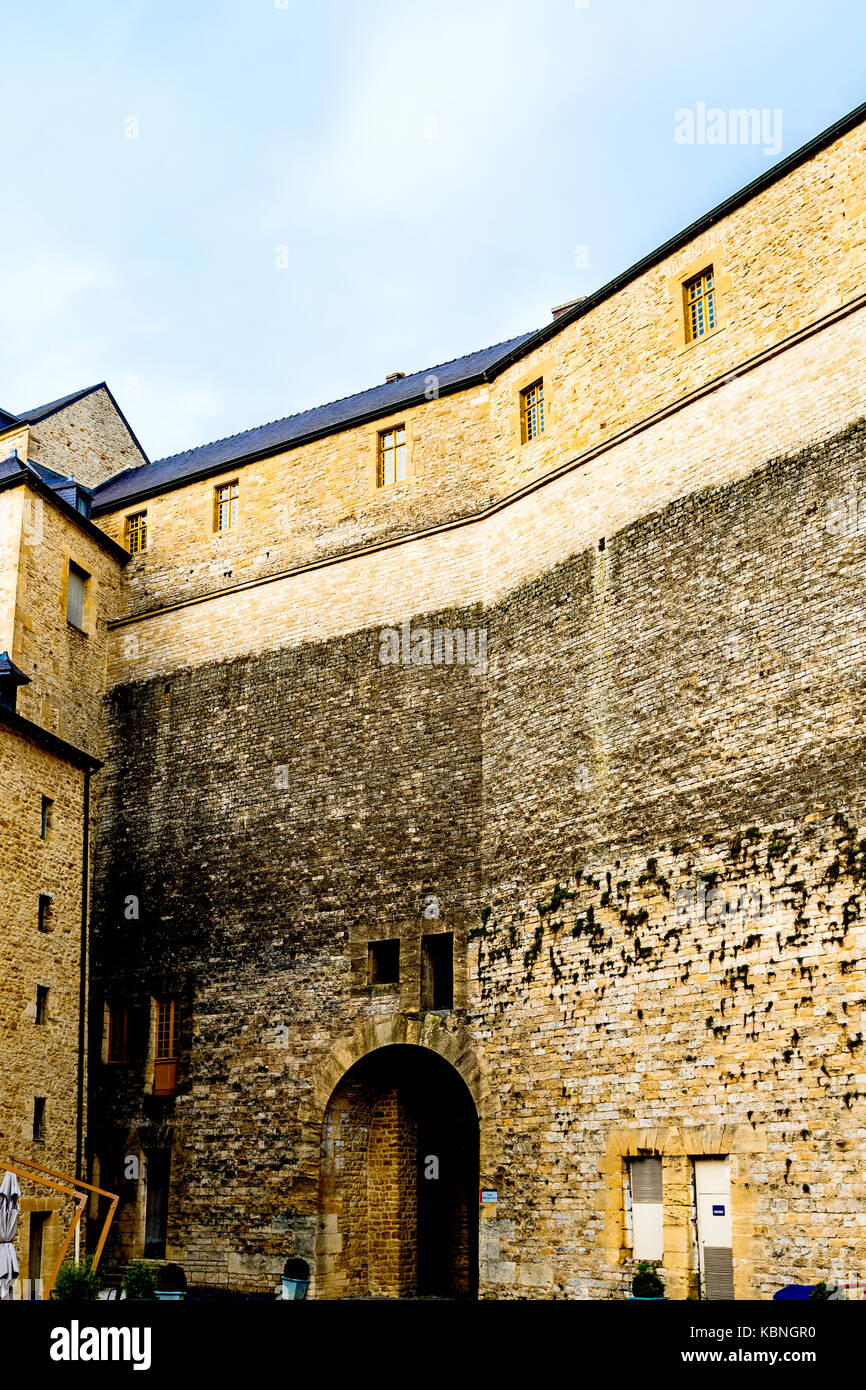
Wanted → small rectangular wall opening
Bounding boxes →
[421,933,453,1010]
[368,939,400,987]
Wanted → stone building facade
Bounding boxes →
[2,102,866,1299]
[0,387,137,1293]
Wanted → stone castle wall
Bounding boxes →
[90,414,866,1297]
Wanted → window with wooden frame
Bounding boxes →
[378,425,407,486]
[107,1004,129,1062]
[125,511,147,554]
[153,997,180,1095]
[684,266,716,342]
[214,481,239,531]
[521,379,544,442]
[66,561,88,630]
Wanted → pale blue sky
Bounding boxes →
[1,0,864,460]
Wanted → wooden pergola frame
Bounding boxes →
[4,1155,118,1300]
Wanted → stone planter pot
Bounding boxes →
[281,1277,309,1300]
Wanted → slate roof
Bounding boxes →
[90,332,536,511]
[0,651,30,686]
[5,96,864,518]
[12,384,106,424]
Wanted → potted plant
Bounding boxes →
[122,1259,156,1301]
[50,1255,103,1301]
[281,1257,309,1301]
[155,1262,187,1301]
[809,1280,838,1300]
[630,1261,667,1301]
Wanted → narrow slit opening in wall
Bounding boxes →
[38,893,51,933]
[421,932,453,1010]
[368,939,400,987]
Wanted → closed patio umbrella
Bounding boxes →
[0,1172,20,1300]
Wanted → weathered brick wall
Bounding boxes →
[94,122,866,620]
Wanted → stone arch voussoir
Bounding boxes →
[297,1014,494,1181]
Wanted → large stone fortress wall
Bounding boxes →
[86,109,866,1298]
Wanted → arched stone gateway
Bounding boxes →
[306,1019,489,1300]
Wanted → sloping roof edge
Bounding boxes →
[0,381,150,467]
[80,95,866,514]
[0,702,102,770]
[0,458,130,564]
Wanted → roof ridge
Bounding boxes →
[152,331,534,466]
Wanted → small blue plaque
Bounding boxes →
[712,1204,725,1216]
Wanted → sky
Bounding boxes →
[0,0,864,462]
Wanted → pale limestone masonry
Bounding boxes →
[105,302,866,686]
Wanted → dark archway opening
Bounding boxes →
[320,1045,479,1299]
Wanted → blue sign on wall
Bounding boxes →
[712,1204,725,1216]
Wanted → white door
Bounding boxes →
[694,1157,734,1299]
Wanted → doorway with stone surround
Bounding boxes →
[318,1045,479,1299]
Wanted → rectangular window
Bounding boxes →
[378,425,407,486]
[684,266,716,342]
[153,997,180,1095]
[40,796,53,839]
[66,561,88,629]
[629,1157,664,1261]
[421,932,453,1010]
[35,986,48,1026]
[521,379,544,442]
[38,894,51,933]
[214,481,239,531]
[125,511,148,554]
[368,939,400,987]
[107,1005,128,1062]
[143,1149,171,1258]
[33,1097,45,1142]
